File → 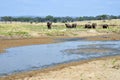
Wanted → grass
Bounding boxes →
[96,27,120,33]
[112,59,118,65]
[0,19,120,38]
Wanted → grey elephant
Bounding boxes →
[92,23,97,29]
[85,24,92,29]
[47,22,52,29]
[65,23,72,28]
[103,24,109,29]
[72,23,77,28]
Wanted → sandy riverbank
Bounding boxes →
[0,32,120,53]
[0,32,120,80]
[0,37,54,53]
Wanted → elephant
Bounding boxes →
[47,22,52,29]
[65,23,72,28]
[103,24,109,29]
[85,24,92,29]
[92,23,97,29]
[72,23,77,28]
[65,23,77,28]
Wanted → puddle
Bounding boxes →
[0,40,120,76]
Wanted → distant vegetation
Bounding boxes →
[0,14,120,23]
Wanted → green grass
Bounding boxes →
[7,31,29,37]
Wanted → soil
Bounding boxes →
[0,37,54,53]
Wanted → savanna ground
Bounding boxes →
[0,19,120,80]
[0,19,120,38]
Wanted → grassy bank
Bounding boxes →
[0,19,120,38]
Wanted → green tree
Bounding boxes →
[1,16,13,21]
[45,15,54,21]
[96,14,109,20]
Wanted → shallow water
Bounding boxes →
[0,40,120,76]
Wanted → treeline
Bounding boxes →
[0,15,120,23]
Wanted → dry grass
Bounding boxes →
[0,19,120,38]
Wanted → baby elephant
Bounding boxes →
[103,24,109,29]
[47,22,52,29]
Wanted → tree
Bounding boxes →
[45,15,54,22]
[77,17,84,21]
[1,16,13,21]
[0,15,119,23]
[96,15,109,20]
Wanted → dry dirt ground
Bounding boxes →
[0,32,120,80]
[20,57,120,80]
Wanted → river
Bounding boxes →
[0,39,120,76]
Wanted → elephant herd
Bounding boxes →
[85,23,109,29]
[65,23,77,28]
[47,22,109,29]
[85,23,97,29]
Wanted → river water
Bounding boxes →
[0,40,120,76]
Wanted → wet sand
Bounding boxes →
[0,37,54,53]
[0,33,120,80]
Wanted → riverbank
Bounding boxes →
[0,32,120,80]
[0,37,54,53]
[0,32,120,53]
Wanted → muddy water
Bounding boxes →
[0,40,120,76]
